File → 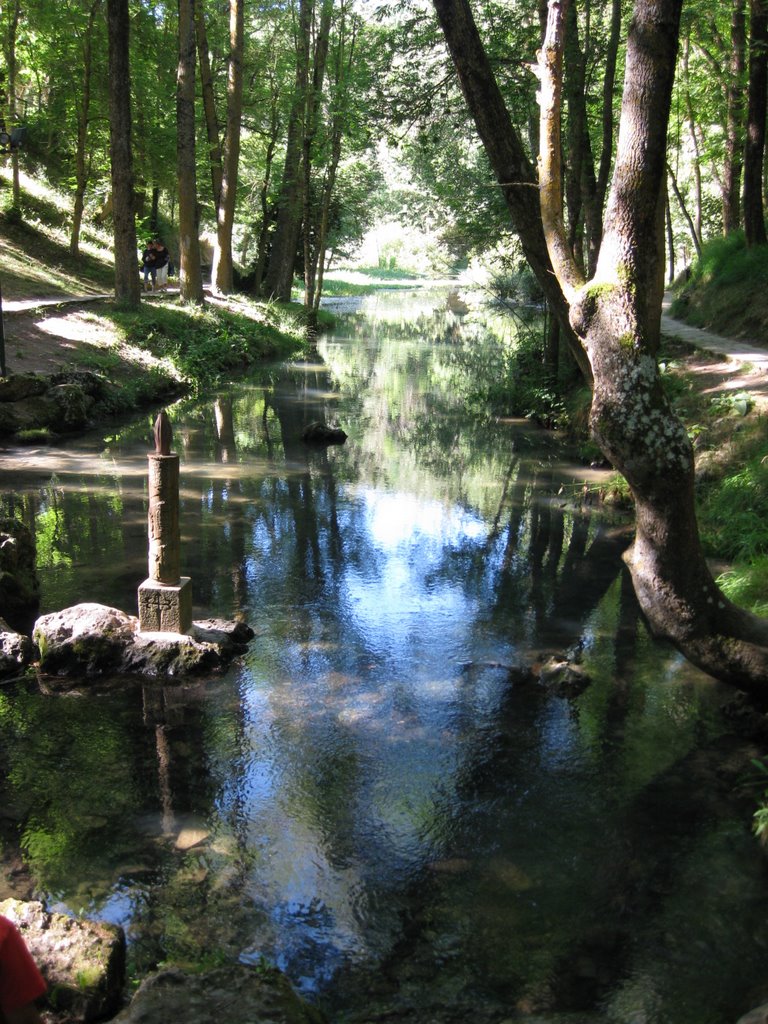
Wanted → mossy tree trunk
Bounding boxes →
[540,0,768,692]
[437,0,768,692]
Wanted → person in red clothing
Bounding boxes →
[0,915,46,1024]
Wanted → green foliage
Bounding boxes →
[699,450,768,561]
[717,557,768,616]
[709,390,754,417]
[739,757,768,841]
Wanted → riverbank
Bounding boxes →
[0,291,316,439]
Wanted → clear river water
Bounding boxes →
[1,287,767,1024]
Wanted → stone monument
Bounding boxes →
[138,410,192,634]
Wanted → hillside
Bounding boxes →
[670,232,768,341]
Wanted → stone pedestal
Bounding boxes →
[138,576,193,635]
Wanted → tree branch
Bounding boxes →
[537,0,585,300]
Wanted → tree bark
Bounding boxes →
[263,0,311,302]
[211,0,244,294]
[7,0,21,210]
[70,0,101,257]
[668,161,702,258]
[744,0,768,246]
[302,0,333,311]
[723,0,746,234]
[681,34,704,245]
[195,2,224,212]
[106,0,140,307]
[177,0,204,303]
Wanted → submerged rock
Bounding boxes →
[33,603,255,681]
[111,963,326,1024]
[537,655,592,697]
[0,897,125,1021]
[301,421,348,445]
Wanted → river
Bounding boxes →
[0,286,766,1024]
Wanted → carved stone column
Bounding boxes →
[138,411,192,634]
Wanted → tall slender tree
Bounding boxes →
[263,0,311,301]
[70,0,103,256]
[4,0,22,210]
[106,0,140,307]
[177,0,204,303]
[211,0,245,294]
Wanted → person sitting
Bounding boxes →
[0,914,46,1024]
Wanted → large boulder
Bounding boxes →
[111,964,325,1024]
[301,421,347,445]
[0,372,49,402]
[0,371,113,437]
[0,898,125,1021]
[33,603,254,681]
[0,517,39,627]
[34,603,138,675]
[0,615,33,677]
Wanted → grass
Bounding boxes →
[105,296,309,391]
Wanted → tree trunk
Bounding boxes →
[177,0,204,303]
[70,0,101,257]
[681,34,704,245]
[195,2,223,212]
[106,0,140,307]
[564,1,600,274]
[744,0,768,246]
[7,0,21,210]
[251,111,279,297]
[211,0,244,294]
[431,0,591,381]
[668,162,702,258]
[539,0,768,692]
[302,0,333,311]
[723,0,746,234]
[263,0,311,302]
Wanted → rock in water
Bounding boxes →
[301,421,347,445]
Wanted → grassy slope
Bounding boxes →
[670,231,768,339]
[667,232,768,611]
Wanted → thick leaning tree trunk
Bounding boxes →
[539,0,768,693]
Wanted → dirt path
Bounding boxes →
[660,292,768,409]
[0,294,172,376]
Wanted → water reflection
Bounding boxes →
[0,288,765,1024]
